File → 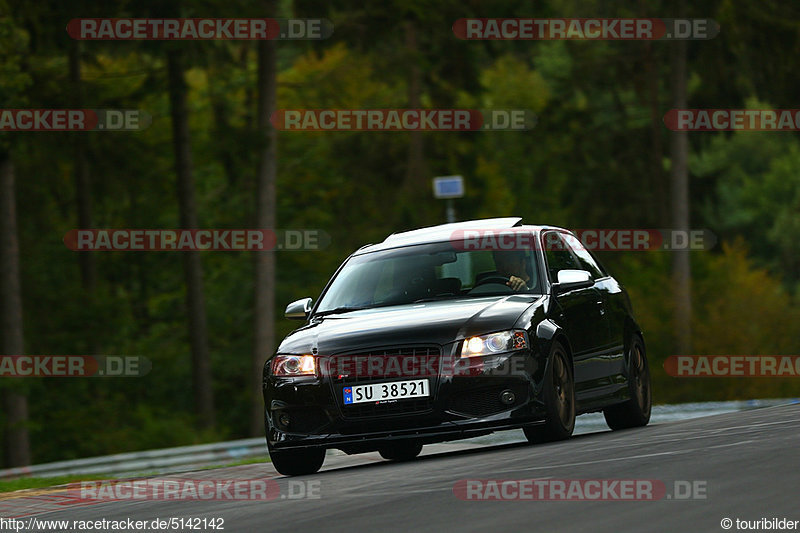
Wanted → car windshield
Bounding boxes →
[314,242,541,314]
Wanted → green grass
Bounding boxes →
[0,455,272,494]
[201,455,270,468]
[0,456,270,493]
[0,474,109,494]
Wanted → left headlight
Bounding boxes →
[461,330,528,358]
[270,354,317,377]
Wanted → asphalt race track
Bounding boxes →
[7,403,799,533]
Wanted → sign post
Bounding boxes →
[432,175,464,223]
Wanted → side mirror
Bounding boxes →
[552,270,593,295]
[285,297,313,320]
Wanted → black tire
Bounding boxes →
[524,341,575,444]
[268,443,325,476]
[378,441,423,462]
[603,335,651,430]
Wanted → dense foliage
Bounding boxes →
[1,0,798,464]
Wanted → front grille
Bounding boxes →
[342,397,432,418]
[328,346,441,418]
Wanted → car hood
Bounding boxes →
[277,294,545,355]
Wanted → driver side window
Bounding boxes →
[542,231,581,283]
[562,233,605,280]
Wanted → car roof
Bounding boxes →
[355,218,570,254]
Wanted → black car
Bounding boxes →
[263,217,651,475]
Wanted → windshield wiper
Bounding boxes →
[413,295,461,303]
[312,306,369,317]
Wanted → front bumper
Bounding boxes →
[264,347,548,452]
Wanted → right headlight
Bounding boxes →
[461,330,528,358]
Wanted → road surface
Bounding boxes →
[4,403,798,532]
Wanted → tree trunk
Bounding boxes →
[167,49,215,429]
[251,5,278,436]
[0,151,31,467]
[644,41,668,227]
[399,20,433,227]
[69,40,96,291]
[403,20,427,197]
[669,29,692,354]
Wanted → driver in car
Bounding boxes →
[493,250,531,291]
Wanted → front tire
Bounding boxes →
[524,341,575,443]
[268,443,325,476]
[379,441,423,462]
[603,335,651,430]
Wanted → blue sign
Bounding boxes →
[432,175,464,199]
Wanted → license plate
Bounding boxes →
[343,379,429,405]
